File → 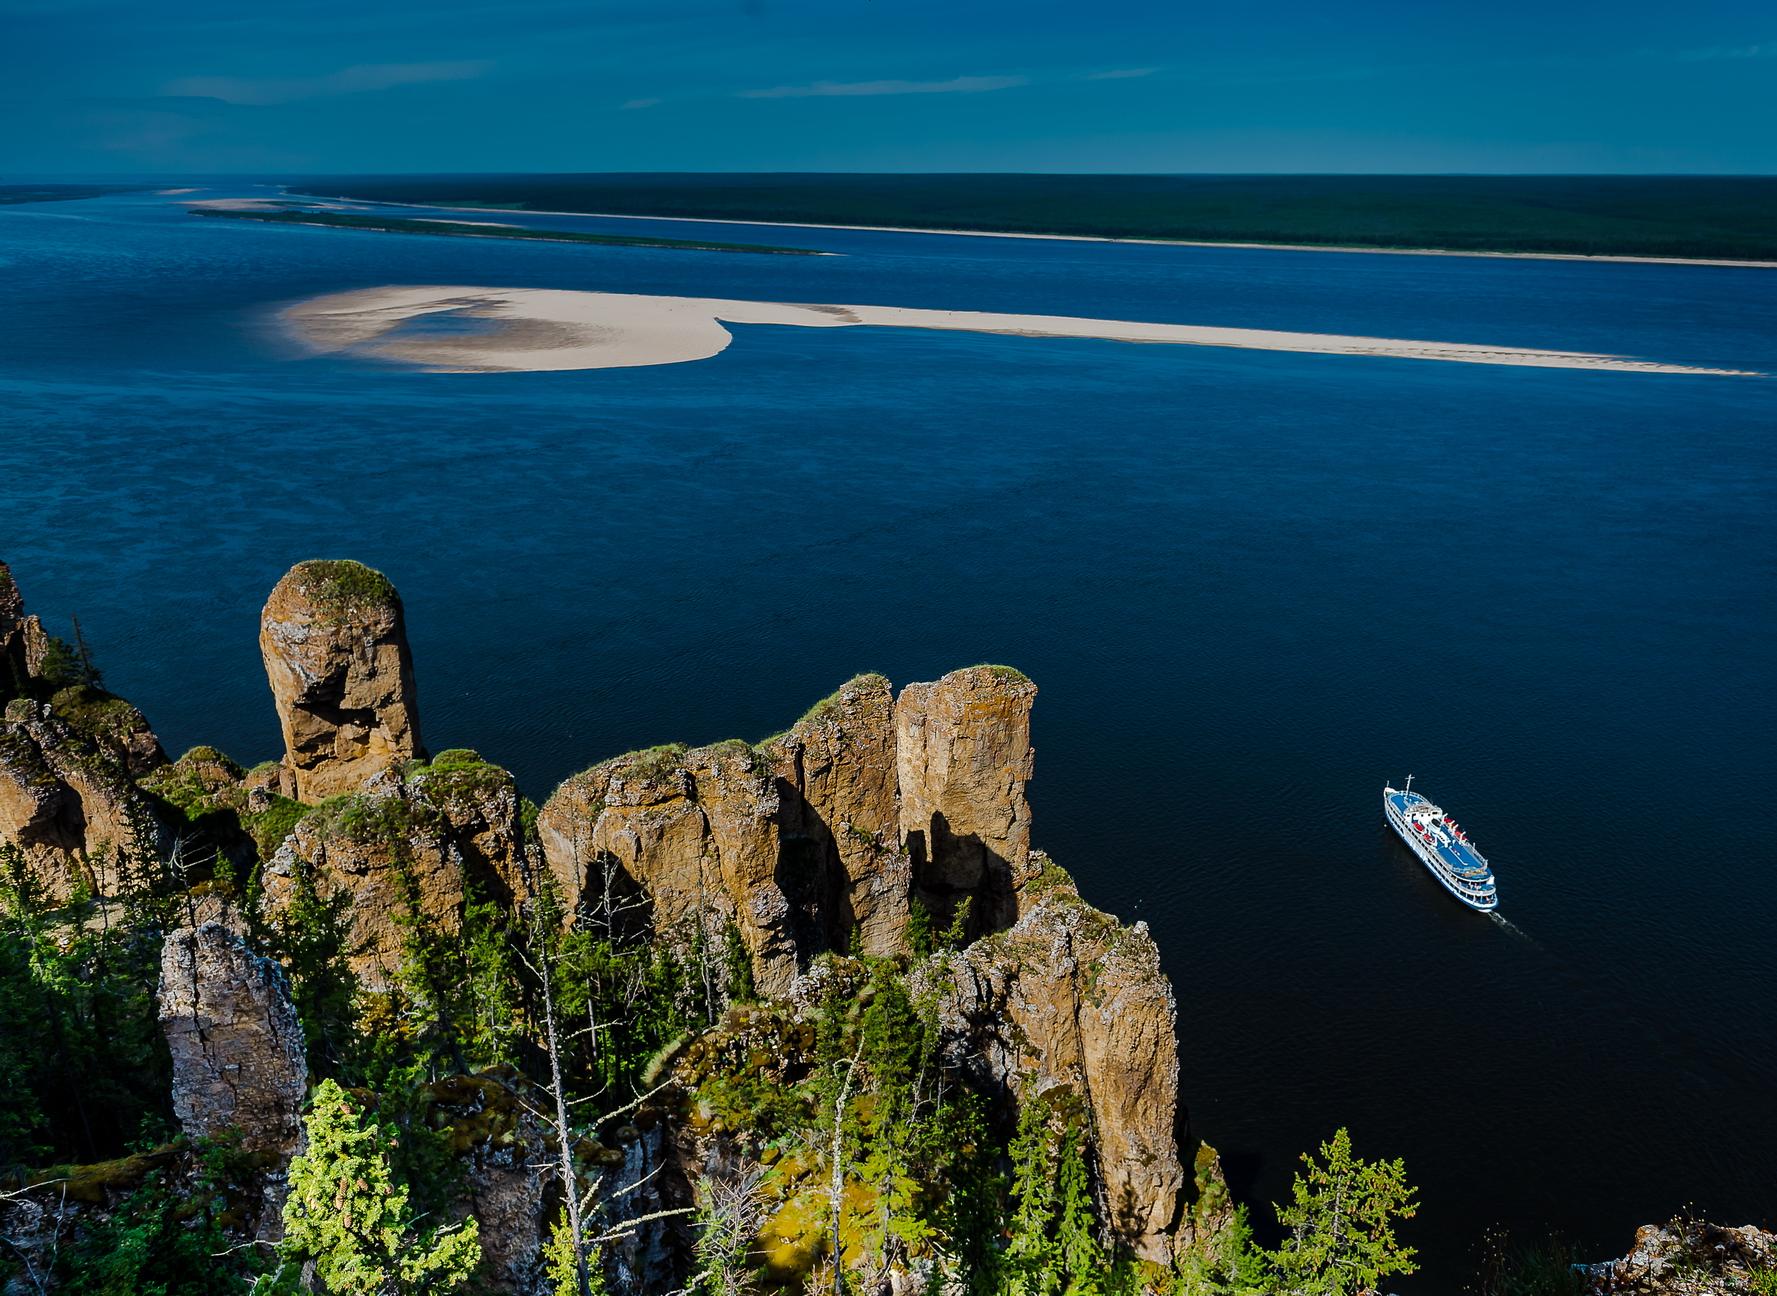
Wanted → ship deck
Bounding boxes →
[1387,791,1492,880]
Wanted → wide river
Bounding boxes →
[2,188,1773,1284]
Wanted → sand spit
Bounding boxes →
[280,285,1756,376]
[284,194,1777,271]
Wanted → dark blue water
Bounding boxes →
[3,188,1774,1284]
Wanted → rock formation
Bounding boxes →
[256,750,526,990]
[157,920,308,1155]
[922,859,1197,1265]
[0,559,53,696]
[0,562,169,900]
[1582,1219,1777,1295]
[759,674,910,958]
[3,558,1217,1287]
[0,698,157,901]
[895,665,1038,929]
[259,560,423,802]
[260,775,462,991]
[538,739,796,994]
[540,665,1205,1268]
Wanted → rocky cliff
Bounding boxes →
[1581,1219,1777,1295]
[0,562,167,901]
[894,665,1038,932]
[760,673,910,959]
[538,661,1205,1267]
[922,859,1205,1263]
[258,750,528,991]
[0,557,1220,1291]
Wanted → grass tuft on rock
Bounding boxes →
[796,672,890,727]
[609,743,687,782]
[409,748,518,813]
[292,560,398,619]
[967,663,1031,684]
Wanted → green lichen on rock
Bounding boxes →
[140,746,246,818]
[968,662,1031,684]
[20,1141,183,1204]
[141,745,313,862]
[290,559,398,621]
[49,685,137,742]
[306,787,431,848]
[243,794,311,858]
[608,742,687,782]
[408,748,516,811]
[795,672,891,728]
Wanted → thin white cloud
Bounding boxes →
[163,60,490,106]
[1678,41,1776,60]
[739,75,1028,100]
[1084,67,1159,80]
[621,96,663,110]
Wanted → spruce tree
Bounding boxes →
[1267,1126,1418,1296]
[265,1079,480,1296]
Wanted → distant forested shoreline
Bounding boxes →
[286,173,1777,261]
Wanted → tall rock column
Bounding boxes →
[260,560,423,802]
[762,673,910,958]
[894,666,1037,929]
[537,741,798,996]
[927,865,1194,1265]
[158,921,309,1156]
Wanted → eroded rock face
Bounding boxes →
[0,560,27,690]
[591,1123,680,1293]
[258,754,527,991]
[407,749,531,905]
[259,774,467,991]
[540,668,1203,1267]
[47,684,165,776]
[0,560,52,701]
[539,740,796,995]
[1582,1220,1777,1295]
[761,674,910,959]
[0,699,156,901]
[158,921,308,1156]
[924,860,1192,1265]
[260,560,423,802]
[895,666,1038,930]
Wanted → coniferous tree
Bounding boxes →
[1267,1127,1418,1296]
[1004,1093,1063,1296]
[1053,1116,1107,1296]
[261,1079,480,1296]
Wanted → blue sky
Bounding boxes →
[4,0,1774,174]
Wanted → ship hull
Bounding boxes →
[1384,789,1498,912]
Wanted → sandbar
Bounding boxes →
[279,284,1756,376]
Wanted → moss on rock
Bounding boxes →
[795,672,891,728]
[289,559,398,621]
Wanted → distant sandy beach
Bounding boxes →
[280,284,1756,376]
[283,193,1777,270]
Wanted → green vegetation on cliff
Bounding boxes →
[291,558,398,619]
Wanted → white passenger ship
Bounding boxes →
[1383,777,1498,911]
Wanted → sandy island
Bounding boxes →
[279,285,1757,376]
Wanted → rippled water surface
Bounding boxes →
[3,188,1774,1285]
